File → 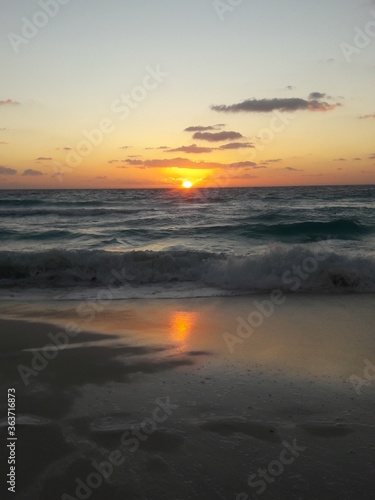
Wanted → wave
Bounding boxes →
[0,246,374,295]
[0,207,147,218]
[0,199,106,208]
[239,219,373,240]
[186,218,372,242]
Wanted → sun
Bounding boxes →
[182,180,192,189]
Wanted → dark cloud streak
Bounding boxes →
[212,95,340,113]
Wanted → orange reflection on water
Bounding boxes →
[170,311,198,344]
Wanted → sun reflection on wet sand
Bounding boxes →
[170,311,198,346]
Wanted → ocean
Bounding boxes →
[0,185,374,299]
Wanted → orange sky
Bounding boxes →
[1,1,375,189]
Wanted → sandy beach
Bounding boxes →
[1,295,374,499]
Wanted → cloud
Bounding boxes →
[165,141,253,152]
[0,142,8,145]
[0,99,19,106]
[359,113,375,119]
[122,157,259,170]
[119,146,131,149]
[124,159,145,166]
[0,165,17,175]
[229,161,257,168]
[193,131,243,142]
[57,147,72,151]
[219,142,254,150]
[36,157,52,161]
[166,144,214,154]
[232,174,258,179]
[283,167,303,171]
[184,125,216,132]
[369,153,375,159]
[95,176,107,180]
[108,160,119,164]
[212,95,340,114]
[145,146,168,150]
[308,92,326,100]
[353,157,362,161]
[124,157,225,169]
[208,173,258,181]
[22,169,44,176]
[285,85,295,91]
[333,158,346,162]
[184,124,224,132]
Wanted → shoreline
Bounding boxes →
[1,295,375,499]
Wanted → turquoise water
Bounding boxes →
[0,186,374,297]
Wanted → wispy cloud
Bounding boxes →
[124,157,225,169]
[0,165,17,175]
[184,124,224,132]
[359,113,375,119]
[207,173,258,181]
[0,142,8,145]
[229,161,257,168]
[36,157,52,161]
[122,157,259,170]
[219,142,254,150]
[123,159,144,166]
[333,158,346,162]
[22,169,44,176]
[166,144,214,154]
[0,99,19,106]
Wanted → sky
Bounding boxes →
[0,0,375,189]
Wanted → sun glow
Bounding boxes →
[170,311,198,344]
[182,180,192,189]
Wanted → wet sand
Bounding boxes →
[0,295,375,499]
